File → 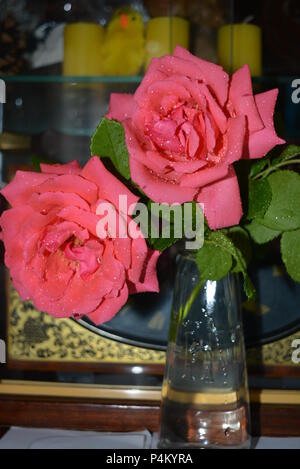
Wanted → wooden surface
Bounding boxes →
[7,359,165,375]
[0,396,160,432]
[0,395,299,436]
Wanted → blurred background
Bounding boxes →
[0,0,299,173]
[0,0,300,394]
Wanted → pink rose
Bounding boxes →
[107,46,285,229]
[0,158,159,324]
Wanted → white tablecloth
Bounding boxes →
[1,427,300,449]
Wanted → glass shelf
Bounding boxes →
[1,75,142,139]
[0,74,299,147]
[0,74,297,85]
[0,75,143,84]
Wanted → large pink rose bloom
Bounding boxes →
[107,46,285,229]
[0,158,159,324]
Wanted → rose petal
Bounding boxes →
[107,93,136,121]
[129,149,197,204]
[24,231,42,263]
[225,116,246,164]
[81,157,139,210]
[255,88,280,127]
[40,160,81,175]
[247,89,285,159]
[144,151,170,172]
[151,118,183,153]
[64,242,102,278]
[41,221,89,254]
[1,171,50,207]
[129,246,160,293]
[4,209,59,288]
[43,250,75,299]
[180,164,229,189]
[160,94,179,114]
[154,54,206,86]
[172,75,207,110]
[57,206,100,236]
[113,238,131,270]
[21,210,57,241]
[134,59,167,104]
[146,79,191,109]
[47,267,115,317]
[204,113,216,152]
[198,83,227,133]
[229,65,263,133]
[36,174,98,205]
[23,256,116,318]
[11,275,31,301]
[197,167,242,229]
[29,191,90,213]
[169,159,207,174]
[248,127,285,159]
[173,45,229,106]
[127,237,148,284]
[87,283,129,325]
[100,240,125,287]
[0,206,33,269]
[0,206,33,244]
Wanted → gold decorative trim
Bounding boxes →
[0,380,299,405]
[7,283,165,365]
[6,280,300,367]
[0,380,161,401]
[250,389,300,405]
[162,386,238,405]
[0,132,31,150]
[247,332,300,366]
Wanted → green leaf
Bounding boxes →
[272,144,300,166]
[261,170,300,231]
[250,158,269,178]
[243,275,256,300]
[90,117,131,180]
[196,230,256,299]
[246,219,281,244]
[146,201,180,252]
[226,226,252,268]
[281,230,300,282]
[214,231,256,299]
[196,241,232,281]
[247,178,272,220]
[149,236,179,252]
[146,201,203,253]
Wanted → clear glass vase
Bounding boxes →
[158,253,251,449]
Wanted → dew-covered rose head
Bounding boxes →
[107,46,285,229]
[0,158,159,324]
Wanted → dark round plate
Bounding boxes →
[78,254,300,351]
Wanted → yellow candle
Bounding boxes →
[218,24,262,77]
[145,16,190,70]
[63,23,104,76]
